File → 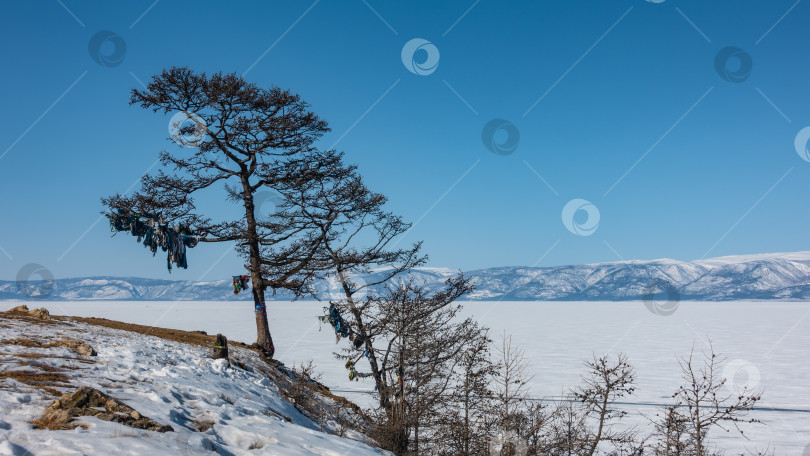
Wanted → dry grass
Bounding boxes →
[263,409,293,422]
[1,336,97,358]
[0,352,96,369]
[0,311,60,326]
[111,427,142,438]
[0,335,89,397]
[30,411,86,430]
[193,418,215,432]
[69,316,230,349]
[1,310,270,361]
[1,351,67,360]
[1,337,47,348]
[0,370,71,396]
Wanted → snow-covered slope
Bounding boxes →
[0,312,385,455]
[4,251,810,301]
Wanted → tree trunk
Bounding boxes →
[463,381,470,456]
[253,285,274,358]
[243,176,274,358]
[336,267,387,406]
[213,334,229,359]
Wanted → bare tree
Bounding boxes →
[649,405,693,456]
[275,148,423,391]
[276,150,482,454]
[437,330,497,456]
[486,333,535,455]
[573,354,639,455]
[661,344,761,456]
[102,67,330,358]
[373,279,482,455]
[546,396,589,456]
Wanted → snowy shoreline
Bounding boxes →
[0,310,385,456]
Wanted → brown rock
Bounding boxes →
[7,305,29,313]
[58,338,97,357]
[29,308,51,320]
[41,408,73,428]
[37,386,173,433]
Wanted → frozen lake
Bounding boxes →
[2,300,808,454]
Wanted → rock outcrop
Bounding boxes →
[6,304,51,320]
[35,386,173,432]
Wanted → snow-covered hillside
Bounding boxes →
[4,251,810,301]
[465,251,810,300]
[0,309,385,455]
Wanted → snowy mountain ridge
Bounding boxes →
[4,251,810,301]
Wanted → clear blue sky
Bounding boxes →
[1,0,809,281]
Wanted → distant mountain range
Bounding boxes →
[3,252,810,301]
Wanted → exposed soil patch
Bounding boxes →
[70,316,234,349]
[0,351,96,363]
[0,370,71,396]
[1,336,97,357]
